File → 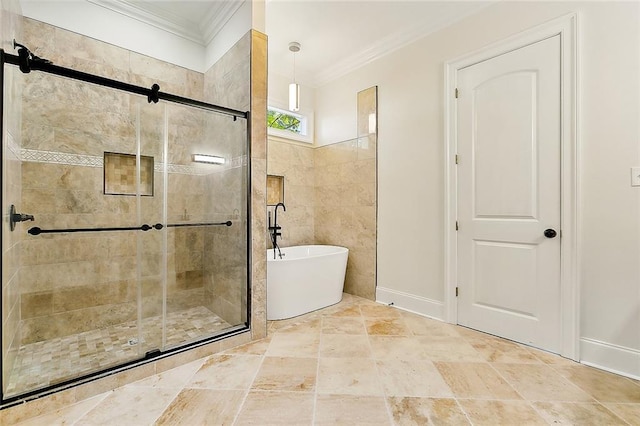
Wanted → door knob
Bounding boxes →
[544,228,557,238]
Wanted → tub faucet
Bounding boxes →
[268,203,286,259]
[274,202,286,230]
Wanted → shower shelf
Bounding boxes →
[27,221,232,235]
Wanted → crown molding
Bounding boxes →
[86,0,243,46]
[312,2,492,88]
[87,0,204,44]
[200,1,245,45]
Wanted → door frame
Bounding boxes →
[443,13,579,360]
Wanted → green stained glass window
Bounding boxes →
[268,108,302,133]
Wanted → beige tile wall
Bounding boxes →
[314,136,376,299]
[203,160,248,326]
[1,0,24,394]
[5,17,263,387]
[249,30,269,340]
[0,14,266,407]
[202,32,251,327]
[16,17,231,344]
[267,140,315,247]
[199,29,268,339]
[266,87,377,300]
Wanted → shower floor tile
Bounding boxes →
[5,306,231,397]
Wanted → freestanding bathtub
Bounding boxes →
[267,245,348,320]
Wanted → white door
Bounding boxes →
[456,35,561,353]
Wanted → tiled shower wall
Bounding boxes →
[202,32,251,326]
[266,87,377,300]
[1,0,23,392]
[15,18,247,345]
[0,12,266,411]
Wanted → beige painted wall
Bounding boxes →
[314,1,640,377]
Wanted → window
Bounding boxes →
[267,106,312,143]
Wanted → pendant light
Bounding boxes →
[288,42,301,112]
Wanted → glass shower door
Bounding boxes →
[2,73,151,399]
[2,54,250,402]
[132,99,167,357]
[160,102,249,350]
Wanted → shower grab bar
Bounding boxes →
[27,223,163,236]
[167,221,232,228]
[27,221,232,235]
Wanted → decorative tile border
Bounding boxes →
[19,149,248,175]
[160,163,198,175]
[21,149,103,168]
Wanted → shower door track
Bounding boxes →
[0,45,253,408]
[1,46,248,119]
[2,325,249,409]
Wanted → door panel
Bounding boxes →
[473,240,538,317]
[474,72,538,219]
[457,36,561,353]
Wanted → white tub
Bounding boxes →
[267,245,348,320]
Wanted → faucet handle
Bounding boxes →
[9,204,35,232]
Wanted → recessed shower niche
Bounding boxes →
[104,152,154,196]
[267,174,285,205]
[1,41,251,403]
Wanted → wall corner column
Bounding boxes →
[249,29,268,339]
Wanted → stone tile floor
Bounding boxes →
[8,294,640,425]
[6,306,230,397]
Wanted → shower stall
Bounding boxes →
[1,45,250,402]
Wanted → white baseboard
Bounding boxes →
[580,338,640,380]
[376,286,444,320]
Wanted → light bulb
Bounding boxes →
[289,83,300,112]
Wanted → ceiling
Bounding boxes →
[266,1,491,87]
[89,0,492,88]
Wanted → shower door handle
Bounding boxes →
[28,223,160,235]
[165,221,232,228]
